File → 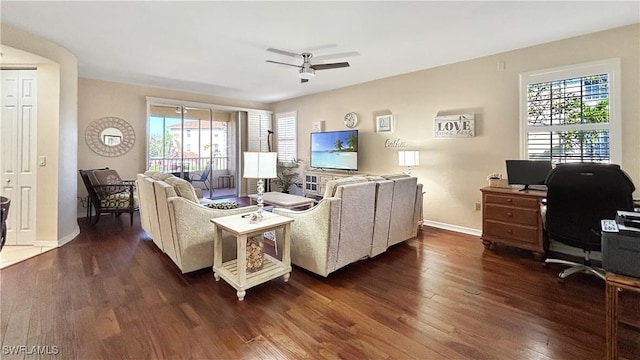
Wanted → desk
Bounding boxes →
[211,212,293,301]
[248,192,315,210]
[480,186,547,260]
[606,272,640,360]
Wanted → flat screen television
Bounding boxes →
[310,130,358,171]
[506,160,552,191]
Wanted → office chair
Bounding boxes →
[544,163,635,281]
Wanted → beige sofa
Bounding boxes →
[273,175,423,277]
[136,172,258,273]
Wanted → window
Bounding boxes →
[276,111,297,162]
[520,59,621,164]
[147,105,220,173]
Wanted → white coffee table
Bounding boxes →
[211,211,293,301]
[248,192,315,209]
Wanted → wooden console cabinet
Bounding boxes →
[480,187,547,261]
[303,170,365,198]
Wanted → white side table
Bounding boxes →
[211,211,293,301]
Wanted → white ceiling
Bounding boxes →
[1,1,638,104]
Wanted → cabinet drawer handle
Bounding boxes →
[506,198,512,202]
[507,229,513,234]
[506,212,513,217]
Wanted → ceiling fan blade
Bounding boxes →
[312,51,360,62]
[266,60,301,68]
[311,62,350,70]
[266,48,301,58]
[301,78,309,84]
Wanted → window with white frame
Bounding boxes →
[276,111,297,162]
[520,59,621,164]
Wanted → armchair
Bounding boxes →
[544,163,635,281]
[79,169,137,226]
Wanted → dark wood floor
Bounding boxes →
[1,211,638,359]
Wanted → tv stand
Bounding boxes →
[303,169,366,198]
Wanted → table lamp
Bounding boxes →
[243,152,278,222]
[398,150,420,175]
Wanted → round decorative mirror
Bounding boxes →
[85,116,135,157]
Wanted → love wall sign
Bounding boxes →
[434,114,475,138]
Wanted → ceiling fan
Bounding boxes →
[266,48,356,83]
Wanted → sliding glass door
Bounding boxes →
[147,101,239,199]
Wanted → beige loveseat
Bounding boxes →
[273,175,423,277]
[136,172,257,273]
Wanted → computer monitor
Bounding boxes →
[505,160,552,191]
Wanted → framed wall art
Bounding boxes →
[376,114,393,133]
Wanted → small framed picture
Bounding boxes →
[103,135,122,146]
[376,115,393,133]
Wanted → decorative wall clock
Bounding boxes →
[343,112,359,128]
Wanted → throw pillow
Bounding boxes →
[164,176,199,203]
[205,202,239,210]
[145,171,174,181]
[89,169,126,197]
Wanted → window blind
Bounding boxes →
[276,111,297,162]
[520,60,620,164]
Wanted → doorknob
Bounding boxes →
[5,179,10,184]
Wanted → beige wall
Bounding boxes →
[1,24,79,245]
[271,24,640,232]
[77,78,270,211]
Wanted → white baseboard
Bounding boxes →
[32,225,79,248]
[57,225,80,247]
[422,219,481,237]
[33,240,59,247]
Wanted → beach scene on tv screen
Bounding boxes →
[311,131,358,170]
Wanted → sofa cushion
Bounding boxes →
[164,176,199,203]
[381,173,410,180]
[205,202,239,210]
[365,175,386,181]
[323,176,368,198]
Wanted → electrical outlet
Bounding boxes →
[474,202,481,211]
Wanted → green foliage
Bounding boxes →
[527,79,610,160]
[334,139,343,151]
[273,158,302,193]
[347,133,358,151]
[148,132,174,158]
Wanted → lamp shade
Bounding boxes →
[398,151,420,167]
[243,152,278,179]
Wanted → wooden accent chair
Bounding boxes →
[79,168,137,225]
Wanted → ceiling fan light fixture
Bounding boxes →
[299,67,315,80]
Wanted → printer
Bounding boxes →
[601,210,640,278]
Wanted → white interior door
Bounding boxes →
[1,69,38,245]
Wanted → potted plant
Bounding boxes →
[273,158,301,193]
